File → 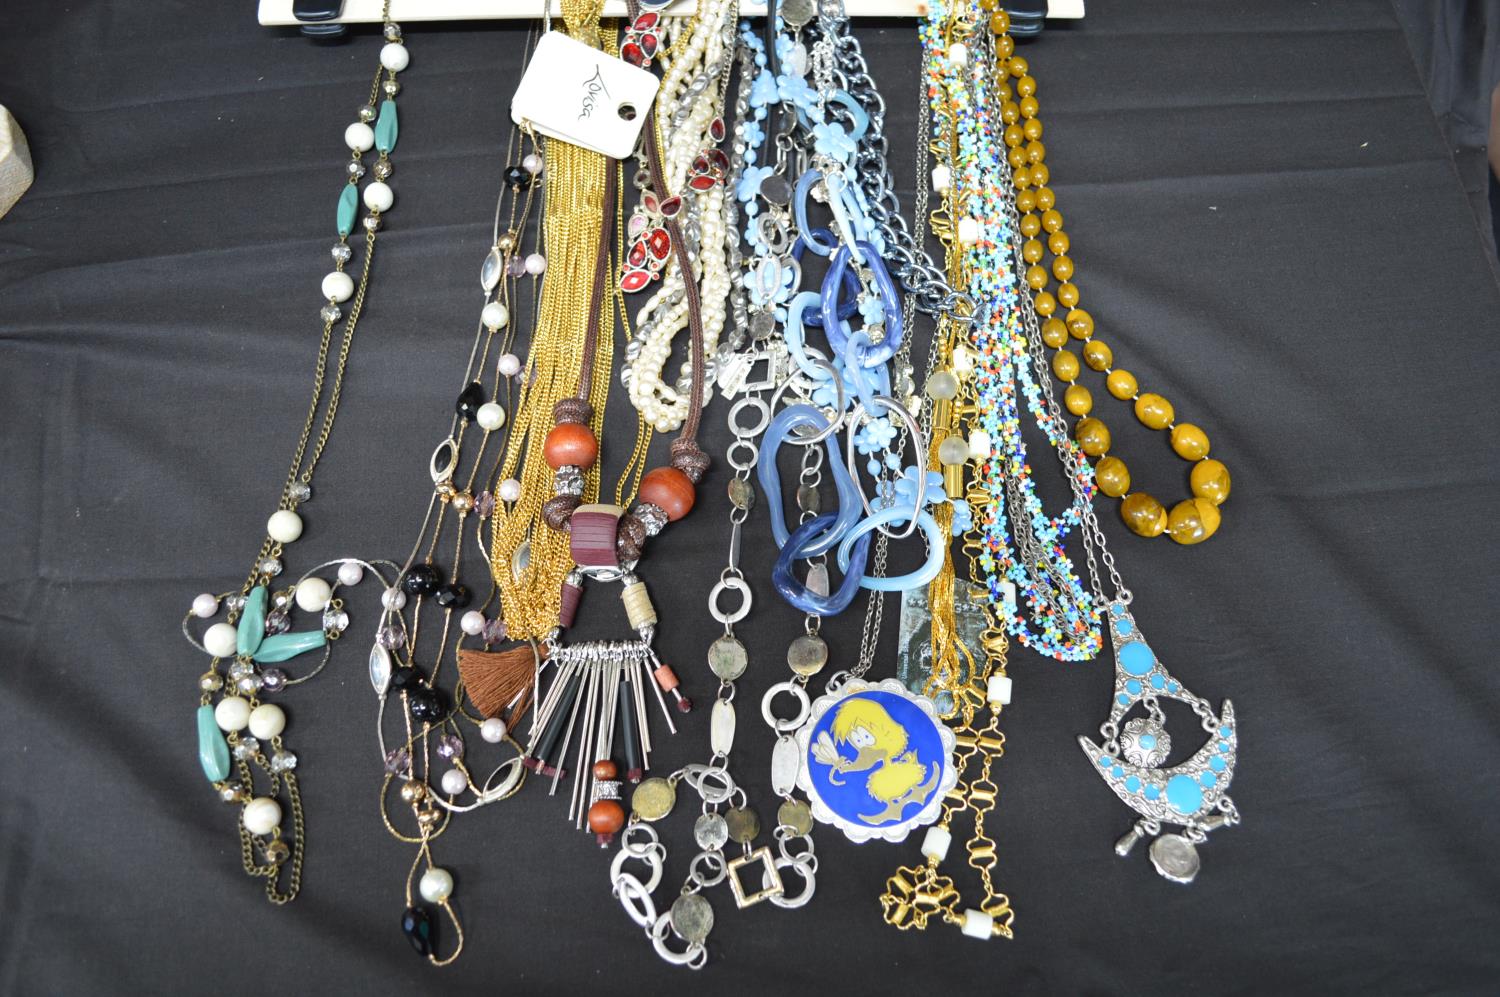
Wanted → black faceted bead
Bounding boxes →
[434,583,471,610]
[505,165,532,189]
[390,665,423,691]
[401,563,441,596]
[455,382,485,421]
[408,686,449,723]
[402,905,433,957]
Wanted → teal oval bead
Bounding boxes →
[375,99,398,155]
[337,183,359,237]
[237,585,267,657]
[253,629,327,663]
[197,704,231,782]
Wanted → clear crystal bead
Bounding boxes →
[384,747,410,774]
[481,618,507,644]
[226,594,246,612]
[270,750,298,773]
[358,104,377,123]
[347,160,366,179]
[260,557,283,576]
[384,22,402,40]
[236,674,262,694]
[377,625,403,649]
[233,737,261,760]
[220,783,244,802]
[289,482,312,502]
[322,609,350,633]
[228,660,254,680]
[436,734,464,760]
[331,243,353,264]
[363,215,381,232]
[264,610,291,636]
[260,668,288,693]
[373,160,392,181]
[321,302,343,324]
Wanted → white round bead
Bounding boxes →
[214,696,252,732]
[956,217,981,247]
[344,122,375,152]
[337,561,365,586]
[381,587,407,610]
[460,611,485,636]
[362,180,393,212]
[380,42,410,72]
[476,403,505,431]
[192,593,219,619]
[948,41,969,68]
[419,867,454,903]
[920,826,952,862]
[931,163,952,193]
[295,577,333,612]
[242,797,282,836]
[986,673,1013,707]
[480,718,507,743]
[321,271,354,303]
[204,623,239,659]
[440,768,468,796]
[523,253,546,276]
[961,908,994,940]
[498,478,522,503]
[249,703,287,739]
[481,302,509,331]
[497,353,522,377]
[267,509,304,543]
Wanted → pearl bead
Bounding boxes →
[192,593,219,618]
[481,302,509,330]
[460,611,485,636]
[524,253,546,275]
[498,478,522,503]
[931,164,952,193]
[249,703,287,739]
[321,271,354,304]
[418,867,454,903]
[381,587,407,610]
[480,718,507,743]
[362,180,393,212]
[204,623,239,659]
[267,509,304,543]
[948,41,969,67]
[379,42,410,72]
[476,403,505,431]
[295,577,333,612]
[215,696,252,732]
[242,797,282,836]
[956,217,980,247]
[440,768,468,795]
[522,153,543,174]
[498,353,522,377]
[345,122,375,152]
[337,561,364,586]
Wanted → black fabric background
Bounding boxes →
[2,2,1498,994]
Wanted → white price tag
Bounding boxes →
[510,31,660,159]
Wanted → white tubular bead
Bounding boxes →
[204,623,239,659]
[920,826,952,862]
[475,402,505,431]
[242,797,282,836]
[931,163,952,193]
[987,674,1013,707]
[267,509,304,543]
[481,301,509,331]
[379,42,410,72]
[295,576,333,612]
[948,41,969,68]
[956,217,980,247]
[968,430,992,460]
[362,180,393,212]
[345,122,375,152]
[321,271,354,303]
[1001,579,1018,611]
[961,909,994,940]
[248,703,286,739]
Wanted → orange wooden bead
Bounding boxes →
[543,422,599,470]
[588,799,625,843]
[639,466,695,521]
[592,759,618,780]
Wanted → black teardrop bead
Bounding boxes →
[401,563,441,596]
[401,905,433,957]
[434,583,471,610]
[505,165,531,189]
[390,665,424,691]
[408,686,449,723]
[455,382,485,421]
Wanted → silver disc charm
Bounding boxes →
[727,478,755,510]
[670,894,715,944]
[778,799,814,836]
[759,172,792,205]
[725,806,761,844]
[1149,834,1200,884]
[694,813,730,850]
[786,634,828,677]
[779,0,815,27]
[708,635,748,681]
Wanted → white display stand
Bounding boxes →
[0,106,33,220]
[258,0,1082,25]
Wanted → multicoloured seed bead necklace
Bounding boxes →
[182,4,410,905]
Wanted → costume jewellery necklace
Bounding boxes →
[182,4,411,905]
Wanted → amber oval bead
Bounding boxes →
[640,466,696,521]
[1167,497,1222,545]
[1190,459,1232,505]
[1013,167,1033,190]
[1121,492,1168,537]
[1035,187,1056,210]
[1041,209,1063,233]
[1026,140,1046,163]
[1009,56,1028,77]
[1052,255,1074,281]
[1134,393,1175,430]
[1057,282,1080,308]
[1064,384,1093,416]
[1023,117,1043,141]
[1041,318,1069,348]
[1030,163,1050,185]
[1008,145,1028,170]
[1004,124,1024,148]
[1076,417,1111,457]
[1034,291,1057,316]
[1026,265,1049,290]
[1019,213,1041,237]
[1065,308,1094,339]
[1016,189,1037,213]
[1107,369,1138,400]
[995,32,1015,56]
[1171,423,1210,460]
[1019,95,1039,118]
[592,759,619,780]
[543,422,599,470]
[1095,456,1130,497]
[1048,231,1069,255]
[1001,101,1020,124]
[1083,339,1113,372]
[1052,349,1080,382]
[1016,75,1037,97]
[1023,239,1045,263]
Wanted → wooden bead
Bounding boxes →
[1190,459,1232,505]
[1134,393,1175,430]
[587,799,625,841]
[1167,497,1222,545]
[1171,424,1211,460]
[544,422,599,470]
[1107,369,1138,400]
[592,759,618,780]
[1064,384,1093,416]
[1065,308,1094,340]
[639,466,695,521]
[1075,417,1111,457]
[1052,349,1080,382]
[1095,456,1130,497]
[1041,318,1069,348]
[1083,339,1113,371]
[1121,492,1168,538]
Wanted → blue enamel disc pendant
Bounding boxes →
[796,679,957,843]
[1077,601,1241,883]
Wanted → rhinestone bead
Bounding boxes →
[347,160,366,178]
[358,105,377,123]
[236,675,262,694]
[363,215,381,232]
[263,609,291,635]
[289,482,312,502]
[323,609,350,633]
[331,243,353,264]
[233,737,261,760]
[377,626,404,649]
[259,558,283,577]
[384,22,402,41]
[260,668,288,693]
[436,734,465,760]
[373,159,392,180]
[270,750,298,772]
[382,79,401,97]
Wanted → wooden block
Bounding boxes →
[0,105,34,219]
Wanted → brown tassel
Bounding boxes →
[457,645,540,722]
